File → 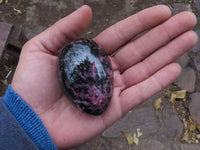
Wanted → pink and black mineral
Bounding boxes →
[58,39,113,115]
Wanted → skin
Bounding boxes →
[11,5,198,149]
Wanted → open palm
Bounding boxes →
[11,5,197,149]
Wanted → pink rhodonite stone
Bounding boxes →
[58,39,113,115]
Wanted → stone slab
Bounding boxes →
[103,106,160,138]
[175,67,196,92]
[189,92,200,125]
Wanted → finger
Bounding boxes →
[119,63,181,114]
[114,11,197,72]
[121,30,198,89]
[28,5,92,54]
[94,5,171,55]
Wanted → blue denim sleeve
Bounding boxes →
[3,85,57,150]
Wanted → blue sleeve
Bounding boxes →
[0,98,39,150]
[3,85,58,150]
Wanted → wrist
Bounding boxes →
[3,84,57,150]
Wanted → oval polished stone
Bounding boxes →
[58,39,113,115]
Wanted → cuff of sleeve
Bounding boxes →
[3,85,57,150]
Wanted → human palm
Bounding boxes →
[11,5,197,149]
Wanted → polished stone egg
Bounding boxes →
[58,39,113,115]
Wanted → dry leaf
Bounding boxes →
[5,0,8,3]
[195,139,199,144]
[137,128,142,137]
[188,0,193,4]
[183,118,188,129]
[121,129,143,148]
[0,0,3,4]
[182,131,189,142]
[189,117,196,132]
[182,116,198,143]
[14,8,22,14]
[87,31,92,35]
[134,128,142,146]
[196,134,200,139]
[133,129,143,146]
[170,90,186,111]
[153,98,162,110]
[170,90,186,103]
[121,131,134,145]
[133,133,139,146]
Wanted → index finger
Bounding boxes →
[94,5,171,55]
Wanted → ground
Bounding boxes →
[0,0,200,150]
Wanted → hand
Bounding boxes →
[11,5,197,149]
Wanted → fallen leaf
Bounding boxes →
[137,128,142,137]
[153,98,162,110]
[189,117,196,132]
[188,0,193,4]
[170,90,186,111]
[121,131,134,145]
[14,8,22,14]
[133,133,139,146]
[195,139,199,144]
[5,0,8,3]
[0,0,3,4]
[121,129,143,149]
[170,90,186,102]
[134,128,143,146]
[196,134,200,139]
[87,31,92,35]
[182,131,189,142]
[183,117,188,129]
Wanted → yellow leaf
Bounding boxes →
[182,131,189,142]
[196,134,200,139]
[14,8,22,14]
[188,0,193,4]
[0,0,3,4]
[87,31,92,35]
[122,129,143,147]
[134,128,143,146]
[137,128,142,137]
[133,133,139,146]
[153,98,162,110]
[121,131,134,145]
[170,90,186,103]
[189,117,196,132]
[183,118,188,128]
[170,90,186,111]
